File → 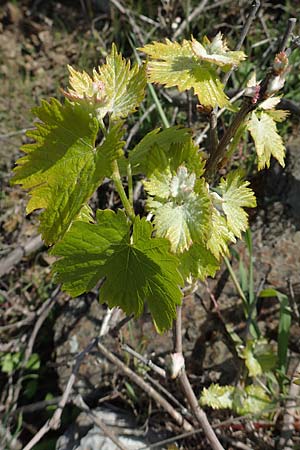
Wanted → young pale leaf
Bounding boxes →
[51,210,183,333]
[63,65,107,107]
[218,171,256,238]
[128,127,192,176]
[64,45,146,120]
[145,167,211,253]
[12,99,124,244]
[240,342,262,377]
[140,39,229,108]
[247,111,285,170]
[200,384,234,410]
[233,385,272,416]
[191,33,246,69]
[179,242,220,281]
[96,44,147,120]
[207,208,236,259]
[201,384,272,416]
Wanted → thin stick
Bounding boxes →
[22,338,98,450]
[173,306,225,450]
[74,395,128,450]
[11,289,59,410]
[0,235,44,278]
[278,18,297,53]
[173,0,209,39]
[278,361,300,450]
[96,340,193,431]
[125,104,156,149]
[195,89,245,145]
[0,127,34,140]
[222,1,261,88]
[121,343,166,378]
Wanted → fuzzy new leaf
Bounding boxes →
[65,45,146,120]
[12,99,124,244]
[248,111,285,170]
[145,167,211,253]
[96,44,147,119]
[207,208,236,259]
[200,384,234,410]
[192,33,246,69]
[141,39,229,108]
[233,385,271,416]
[218,172,256,238]
[51,210,183,333]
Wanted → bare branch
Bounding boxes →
[22,338,98,450]
[222,1,261,87]
[96,340,193,431]
[121,343,166,378]
[0,235,44,278]
[173,306,225,450]
[278,17,297,53]
[172,0,209,40]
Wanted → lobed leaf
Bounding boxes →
[191,33,246,69]
[140,39,230,108]
[207,208,236,259]
[96,44,147,120]
[145,167,211,253]
[179,242,220,280]
[247,111,285,170]
[128,126,192,176]
[200,384,234,410]
[12,99,124,244]
[64,44,146,120]
[12,99,123,244]
[218,171,256,238]
[51,210,183,333]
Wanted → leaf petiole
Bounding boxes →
[111,160,135,222]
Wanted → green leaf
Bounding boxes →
[233,385,272,416]
[140,39,229,108]
[1,352,22,374]
[207,208,236,259]
[200,384,234,409]
[26,353,40,371]
[200,383,272,416]
[96,44,147,120]
[128,126,192,176]
[247,111,285,170]
[179,242,220,281]
[145,166,211,253]
[191,33,246,69]
[51,210,183,333]
[259,289,291,374]
[240,341,262,377]
[12,99,124,244]
[64,45,146,120]
[218,171,256,238]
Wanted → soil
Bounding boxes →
[1,2,300,450]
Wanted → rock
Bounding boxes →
[54,298,117,398]
[56,406,165,450]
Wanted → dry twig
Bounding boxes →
[173,305,225,450]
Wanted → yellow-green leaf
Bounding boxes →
[12,99,124,244]
[247,111,285,170]
[140,39,229,108]
[218,171,256,238]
